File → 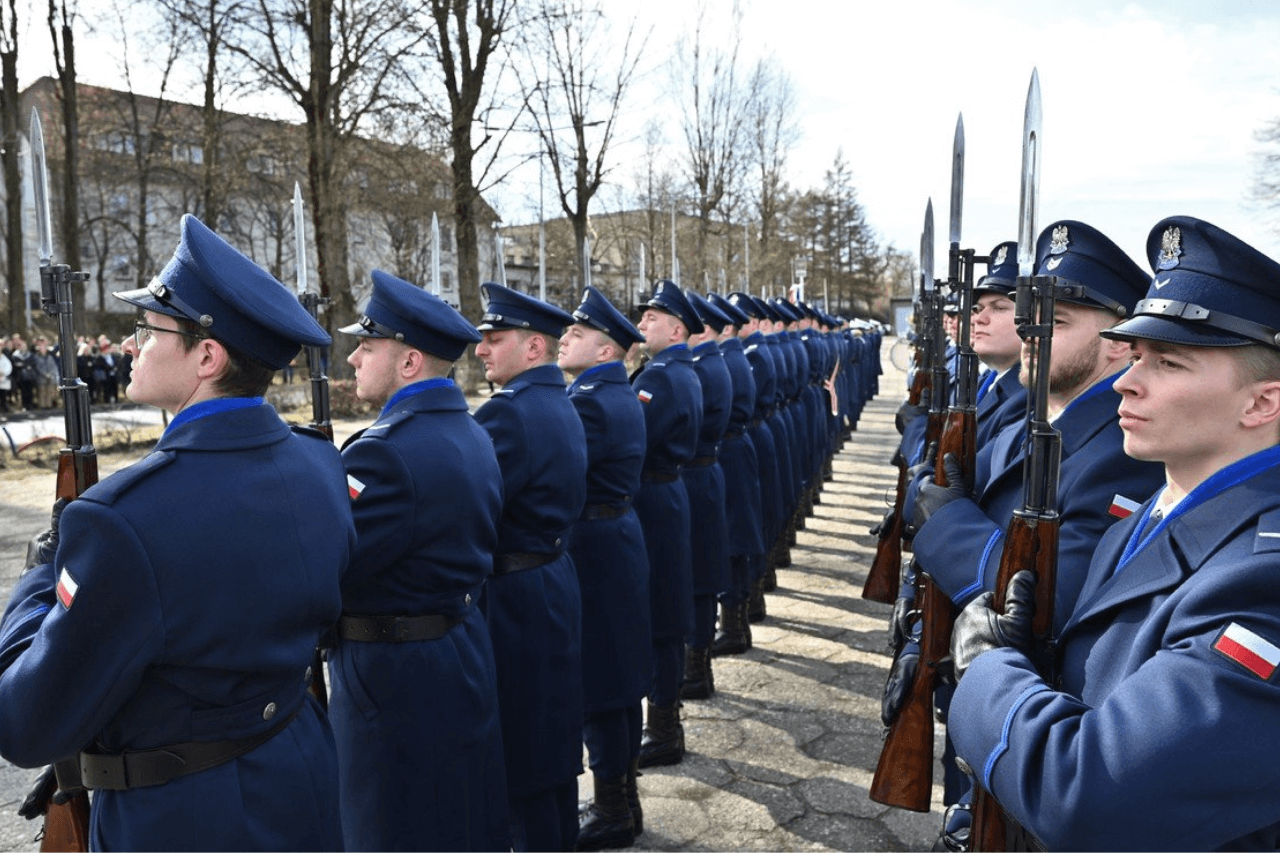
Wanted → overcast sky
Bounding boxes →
[19,0,1280,275]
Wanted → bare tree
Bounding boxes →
[423,0,518,326]
[48,0,86,329]
[747,57,796,283]
[520,0,645,285]
[227,0,430,372]
[0,0,20,332]
[671,0,751,282]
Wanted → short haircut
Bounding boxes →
[175,316,275,397]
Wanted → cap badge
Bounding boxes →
[1046,256,1063,271]
[1157,226,1182,270]
[1049,225,1070,255]
[993,245,1008,266]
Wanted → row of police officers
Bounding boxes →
[879,215,1280,850]
[0,212,882,852]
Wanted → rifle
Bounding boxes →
[294,185,332,714]
[968,69,1061,853]
[869,120,974,810]
[862,203,937,604]
[29,106,94,853]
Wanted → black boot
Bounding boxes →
[576,774,636,851]
[637,703,684,767]
[681,645,714,700]
[772,535,791,572]
[748,577,767,623]
[626,760,643,835]
[711,601,750,656]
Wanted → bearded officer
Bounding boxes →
[0,214,350,851]
[335,270,508,851]
[558,286,650,850]
[474,282,587,852]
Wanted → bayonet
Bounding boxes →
[292,183,310,296]
[31,108,52,267]
[583,237,592,291]
[949,114,964,252]
[494,229,507,287]
[1018,70,1043,280]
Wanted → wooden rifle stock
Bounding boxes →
[863,368,931,603]
[969,514,1059,851]
[869,576,953,811]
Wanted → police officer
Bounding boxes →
[707,293,765,657]
[632,280,703,768]
[0,214,350,850]
[681,292,733,701]
[909,221,1166,843]
[949,216,1280,850]
[473,283,587,852]
[335,270,508,851]
[558,286,651,850]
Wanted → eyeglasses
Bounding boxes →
[133,321,206,349]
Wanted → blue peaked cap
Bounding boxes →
[1034,220,1148,317]
[974,241,1019,296]
[638,280,705,335]
[477,282,574,337]
[113,214,329,370]
[726,291,764,320]
[340,269,480,361]
[709,292,751,327]
[688,291,732,332]
[571,286,643,350]
[1102,216,1280,350]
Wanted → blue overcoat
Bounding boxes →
[718,337,765,559]
[474,363,587,799]
[566,362,652,712]
[0,400,351,851]
[335,378,508,851]
[913,375,1164,630]
[951,446,1280,851]
[687,341,731,596]
[631,344,701,640]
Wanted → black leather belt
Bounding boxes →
[582,503,630,520]
[339,613,462,643]
[686,456,716,468]
[494,551,559,576]
[641,469,678,483]
[79,705,299,791]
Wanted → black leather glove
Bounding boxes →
[887,559,920,654]
[17,764,76,820]
[912,453,972,532]
[881,639,920,727]
[894,387,930,434]
[949,570,1037,682]
[24,498,68,574]
[905,440,938,486]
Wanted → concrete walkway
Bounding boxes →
[615,345,945,851]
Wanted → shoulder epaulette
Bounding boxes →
[493,377,532,397]
[290,424,334,443]
[81,450,178,506]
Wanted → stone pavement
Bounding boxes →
[598,343,947,852]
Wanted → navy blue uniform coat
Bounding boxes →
[913,375,1164,630]
[474,363,587,799]
[335,378,508,851]
[687,342,731,596]
[631,344,702,640]
[951,446,1280,851]
[0,402,351,851]
[566,362,652,712]
[718,337,765,559]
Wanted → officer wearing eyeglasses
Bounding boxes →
[0,214,352,850]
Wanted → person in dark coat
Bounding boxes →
[631,280,703,768]
[0,214,350,851]
[679,292,732,701]
[558,286,651,851]
[473,283,587,852]
[707,293,765,657]
[949,216,1280,851]
[334,270,508,852]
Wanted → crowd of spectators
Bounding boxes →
[0,331,131,413]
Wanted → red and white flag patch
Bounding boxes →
[637,390,653,404]
[1108,494,1142,519]
[347,474,366,500]
[56,568,79,610]
[1213,622,1280,680]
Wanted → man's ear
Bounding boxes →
[194,338,229,382]
[1242,380,1280,431]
